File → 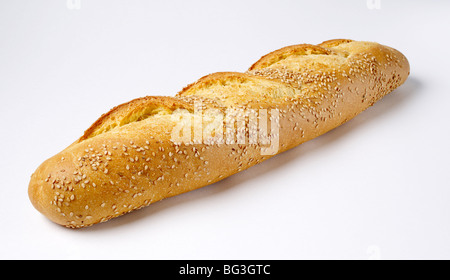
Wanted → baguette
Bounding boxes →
[28,39,410,228]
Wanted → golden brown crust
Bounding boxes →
[248,44,336,71]
[28,39,410,228]
[177,71,304,108]
[319,38,354,48]
[79,96,194,141]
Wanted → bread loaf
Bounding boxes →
[28,39,410,228]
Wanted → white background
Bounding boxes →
[1,0,449,260]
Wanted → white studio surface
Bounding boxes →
[1,0,449,260]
